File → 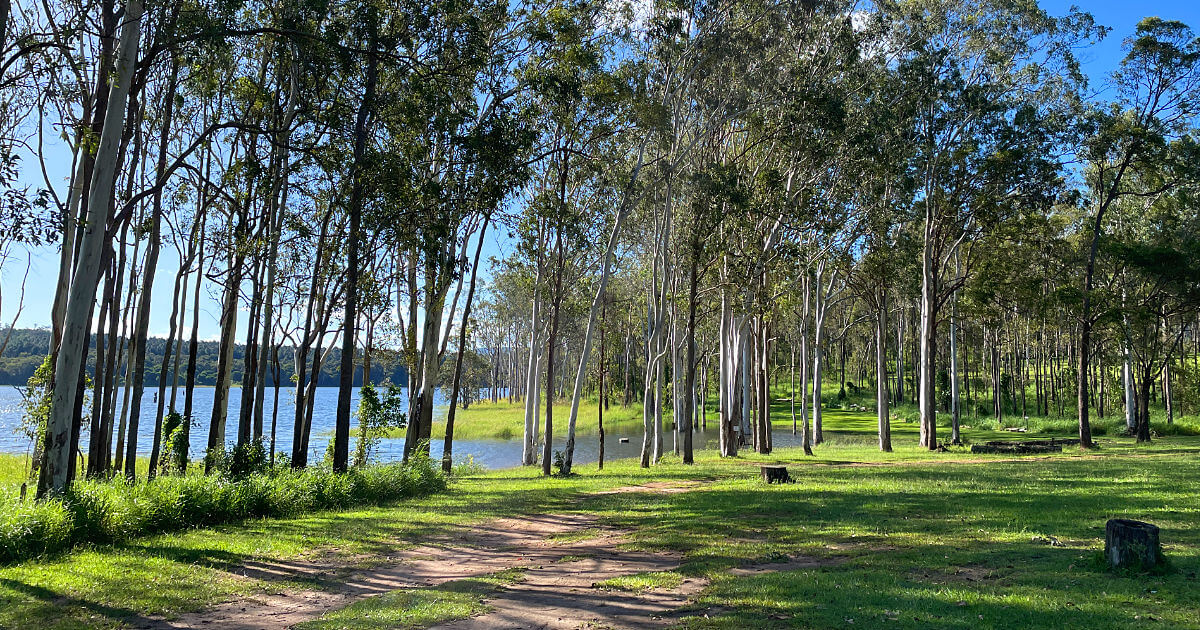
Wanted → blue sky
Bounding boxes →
[1,0,1198,341]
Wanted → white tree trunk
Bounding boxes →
[561,185,636,472]
[918,225,937,449]
[40,0,142,497]
[949,294,961,443]
[522,266,543,465]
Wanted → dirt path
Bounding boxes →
[130,511,705,630]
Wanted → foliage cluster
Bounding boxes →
[0,456,444,564]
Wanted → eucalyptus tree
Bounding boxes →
[38,0,142,497]
[550,4,653,474]
[1103,170,1200,442]
[374,0,532,462]
[881,0,1088,449]
[332,2,380,473]
[1074,18,1200,448]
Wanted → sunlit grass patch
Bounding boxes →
[594,570,684,592]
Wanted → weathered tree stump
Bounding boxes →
[761,465,792,484]
[1105,519,1161,570]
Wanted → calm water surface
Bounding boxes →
[0,385,808,469]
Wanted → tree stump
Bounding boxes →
[1105,519,1161,570]
[761,465,791,484]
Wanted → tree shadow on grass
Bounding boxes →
[0,576,161,627]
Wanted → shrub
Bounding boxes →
[159,411,190,475]
[229,438,269,479]
[0,458,445,564]
[353,383,408,468]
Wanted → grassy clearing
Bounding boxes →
[294,569,526,630]
[0,408,1197,629]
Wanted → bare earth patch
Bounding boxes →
[130,512,705,630]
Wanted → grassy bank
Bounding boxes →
[0,406,1196,628]
[380,397,650,441]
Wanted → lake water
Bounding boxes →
[0,385,810,469]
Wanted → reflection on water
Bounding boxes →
[0,386,809,469]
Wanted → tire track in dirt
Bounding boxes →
[130,511,702,629]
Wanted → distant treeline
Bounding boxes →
[0,328,409,388]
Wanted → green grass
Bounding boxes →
[595,570,685,592]
[294,569,526,630]
[1,407,1199,629]
[377,397,648,441]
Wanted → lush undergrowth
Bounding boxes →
[0,457,445,564]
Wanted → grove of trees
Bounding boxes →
[0,0,1198,499]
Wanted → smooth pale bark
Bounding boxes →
[38,0,142,498]
[875,288,891,452]
[718,286,736,456]
[50,155,86,357]
[640,284,660,468]
[918,224,938,449]
[597,302,606,470]
[521,256,544,465]
[756,318,770,454]
[799,275,812,455]
[654,337,665,463]
[443,218,489,473]
[740,326,751,444]
[407,240,456,461]
[895,310,904,404]
[811,263,835,446]
[561,145,642,472]
[640,211,671,467]
[949,291,961,444]
[84,265,112,477]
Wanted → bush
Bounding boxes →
[0,458,445,564]
[229,438,269,479]
[159,411,190,475]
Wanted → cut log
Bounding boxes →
[970,443,1062,454]
[761,465,791,484]
[1105,519,1161,570]
[983,439,1080,448]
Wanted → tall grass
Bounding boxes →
[0,457,445,564]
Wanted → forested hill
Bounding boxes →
[0,328,409,388]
